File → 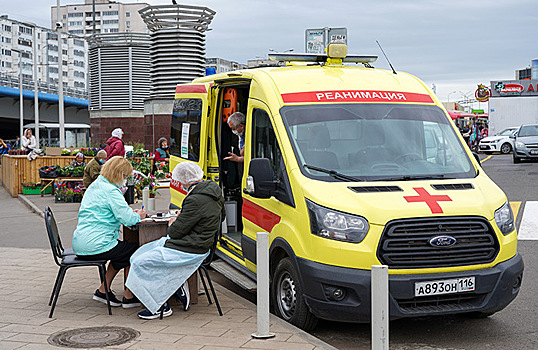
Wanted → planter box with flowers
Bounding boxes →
[54,184,83,203]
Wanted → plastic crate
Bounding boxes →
[23,186,52,195]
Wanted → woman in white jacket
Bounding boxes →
[21,129,37,152]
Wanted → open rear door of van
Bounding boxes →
[169,83,211,206]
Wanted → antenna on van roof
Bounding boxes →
[376,40,397,75]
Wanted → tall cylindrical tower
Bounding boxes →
[138,4,216,98]
[138,4,215,148]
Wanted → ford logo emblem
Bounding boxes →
[429,235,457,247]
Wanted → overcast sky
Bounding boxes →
[3,0,537,108]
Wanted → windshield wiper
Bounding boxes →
[303,164,363,182]
[373,174,450,181]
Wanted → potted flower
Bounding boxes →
[61,148,71,156]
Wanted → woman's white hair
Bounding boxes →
[111,128,123,139]
[172,162,204,186]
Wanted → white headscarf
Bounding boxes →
[111,128,123,139]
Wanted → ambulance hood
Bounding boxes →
[300,175,507,226]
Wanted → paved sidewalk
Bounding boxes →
[0,187,337,350]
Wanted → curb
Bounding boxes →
[18,194,45,218]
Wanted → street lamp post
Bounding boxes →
[30,23,40,148]
[57,0,65,147]
[12,49,23,144]
[447,90,457,103]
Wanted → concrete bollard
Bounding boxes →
[251,232,275,339]
[371,265,389,350]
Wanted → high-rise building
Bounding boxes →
[52,0,148,37]
[0,15,87,94]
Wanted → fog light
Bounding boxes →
[333,288,345,301]
[513,275,522,290]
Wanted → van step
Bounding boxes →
[211,260,257,292]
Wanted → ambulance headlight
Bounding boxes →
[495,201,514,235]
[306,199,369,243]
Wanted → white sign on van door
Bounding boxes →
[181,123,190,159]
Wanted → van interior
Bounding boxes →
[214,82,251,249]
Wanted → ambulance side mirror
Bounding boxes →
[245,158,278,199]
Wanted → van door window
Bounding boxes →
[252,109,294,206]
[253,109,282,179]
[170,98,202,161]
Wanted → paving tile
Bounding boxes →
[176,334,250,348]
[127,341,202,350]
[158,325,227,337]
[136,332,184,343]
[286,334,311,344]
[104,321,169,334]
[241,338,316,350]
[201,320,256,331]
[34,310,97,321]
[12,344,59,350]
[0,331,19,340]
[3,333,49,344]
[0,314,52,326]
[0,324,66,335]
[186,313,250,323]
[0,340,27,350]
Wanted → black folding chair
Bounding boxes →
[197,216,223,316]
[44,206,112,318]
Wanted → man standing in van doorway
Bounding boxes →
[224,112,246,163]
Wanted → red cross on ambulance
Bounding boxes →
[404,187,452,214]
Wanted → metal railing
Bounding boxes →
[0,72,89,100]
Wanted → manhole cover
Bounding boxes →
[48,326,139,348]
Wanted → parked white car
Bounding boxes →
[478,127,518,154]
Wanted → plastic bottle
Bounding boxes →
[142,187,149,209]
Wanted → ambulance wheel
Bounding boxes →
[273,258,318,331]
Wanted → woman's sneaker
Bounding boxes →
[174,282,190,311]
[122,295,141,309]
[93,289,122,307]
[137,302,172,320]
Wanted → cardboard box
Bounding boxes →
[45,147,63,156]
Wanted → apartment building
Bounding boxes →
[206,57,247,74]
[52,0,148,36]
[0,15,87,93]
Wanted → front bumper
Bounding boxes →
[514,148,538,158]
[297,254,523,323]
[479,143,500,152]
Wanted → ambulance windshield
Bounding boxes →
[280,104,476,182]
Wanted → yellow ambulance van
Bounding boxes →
[169,43,523,330]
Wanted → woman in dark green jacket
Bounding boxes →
[126,162,225,319]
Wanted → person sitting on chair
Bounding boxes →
[72,156,146,309]
[21,129,37,153]
[83,150,107,188]
[126,162,225,319]
[70,152,87,168]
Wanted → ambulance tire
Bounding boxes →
[272,258,318,331]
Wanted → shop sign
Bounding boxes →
[491,79,538,97]
[475,84,491,102]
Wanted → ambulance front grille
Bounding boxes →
[377,217,499,269]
